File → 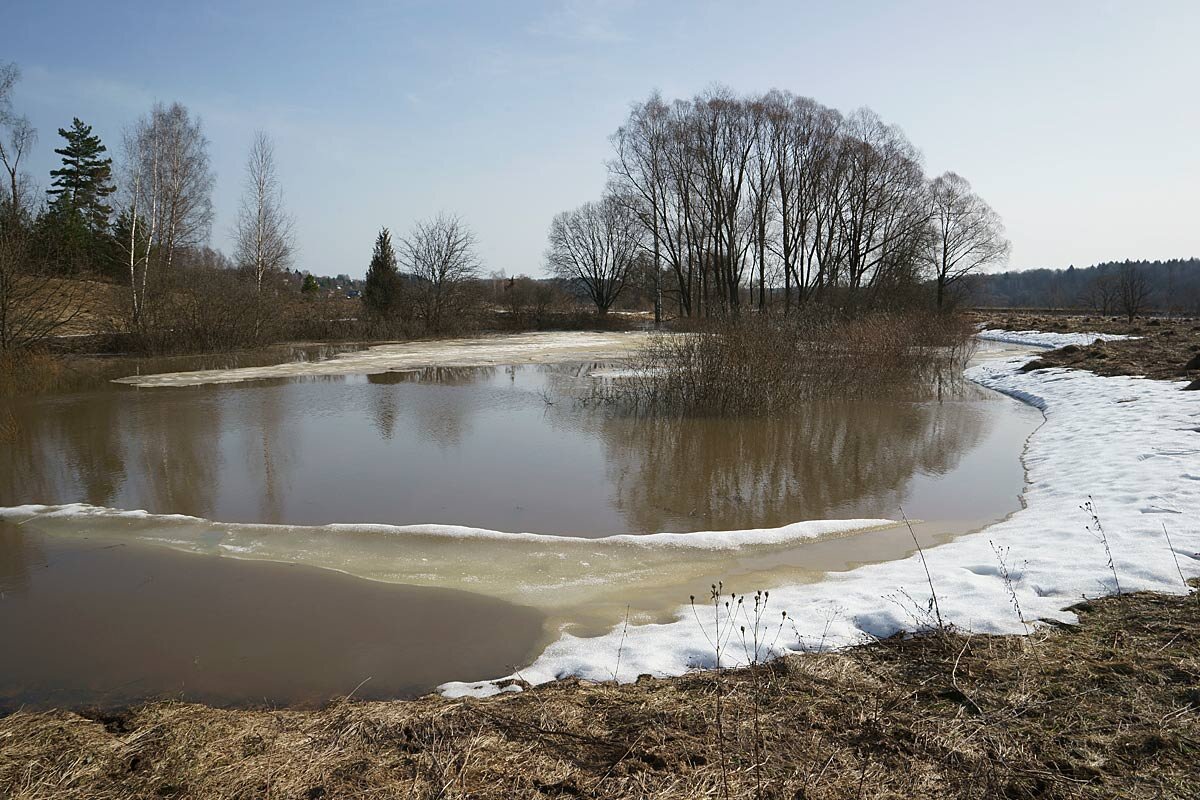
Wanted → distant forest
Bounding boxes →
[963,259,1200,314]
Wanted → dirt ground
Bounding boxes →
[2,588,1197,799]
[972,311,1200,385]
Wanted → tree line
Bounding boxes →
[963,258,1196,319]
[1,61,553,354]
[0,62,313,352]
[548,87,1010,319]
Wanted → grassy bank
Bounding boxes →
[3,588,1197,799]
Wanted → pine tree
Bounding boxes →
[363,227,401,319]
[47,118,115,232]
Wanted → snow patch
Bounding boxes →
[976,329,1137,349]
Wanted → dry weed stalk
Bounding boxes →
[1082,497,1122,596]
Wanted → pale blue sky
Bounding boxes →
[7,1,1198,277]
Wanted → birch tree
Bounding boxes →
[0,63,36,226]
[119,102,214,328]
[234,132,294,292]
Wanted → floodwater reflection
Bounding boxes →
[0,360,1037,535]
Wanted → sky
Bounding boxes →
[6,0,1199,279]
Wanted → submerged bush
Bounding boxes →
[610,310,976,416]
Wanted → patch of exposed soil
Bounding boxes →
[3,588,1198,799]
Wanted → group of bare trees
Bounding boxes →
[554,88,1009,318]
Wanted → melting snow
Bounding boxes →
[977,328,1137,349]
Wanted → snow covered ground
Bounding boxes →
[977,328,1137,348]
[443,330,1199,696]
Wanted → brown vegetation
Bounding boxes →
[608,310,976,415]
[2,588,1196,799]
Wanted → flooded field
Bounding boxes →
[0,338,1042,709]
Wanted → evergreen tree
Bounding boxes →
[38,119,116,275]
[363,227,401,319]
[47,118,115,232]
[301,273,320,294]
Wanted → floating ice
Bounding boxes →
[0,503,894,614]
[113,332,652,388]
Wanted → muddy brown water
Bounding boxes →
[0,521,545,711]
[0,342,1041,709]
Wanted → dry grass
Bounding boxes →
[0,349,65,398]
[2,588,1197,799]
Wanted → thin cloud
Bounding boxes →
[527,0,635,44]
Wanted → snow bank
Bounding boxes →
[977,328,1136,349]
[444,333,1198,697]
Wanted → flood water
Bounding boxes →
[0,339,1042,709]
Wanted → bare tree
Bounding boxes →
[1083,272,1120,316]
[610,92,670,325]
[119,102,214,328]
[399,213,481,333]
[925,171,1010,309]
[836,109,930,298]
[1118,263,1151,322]
[234,132,294,292]
[547,194,643,314]
[0,63,36,225]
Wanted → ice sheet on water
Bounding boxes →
[112,331,652,388]
[0,503,894,611]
